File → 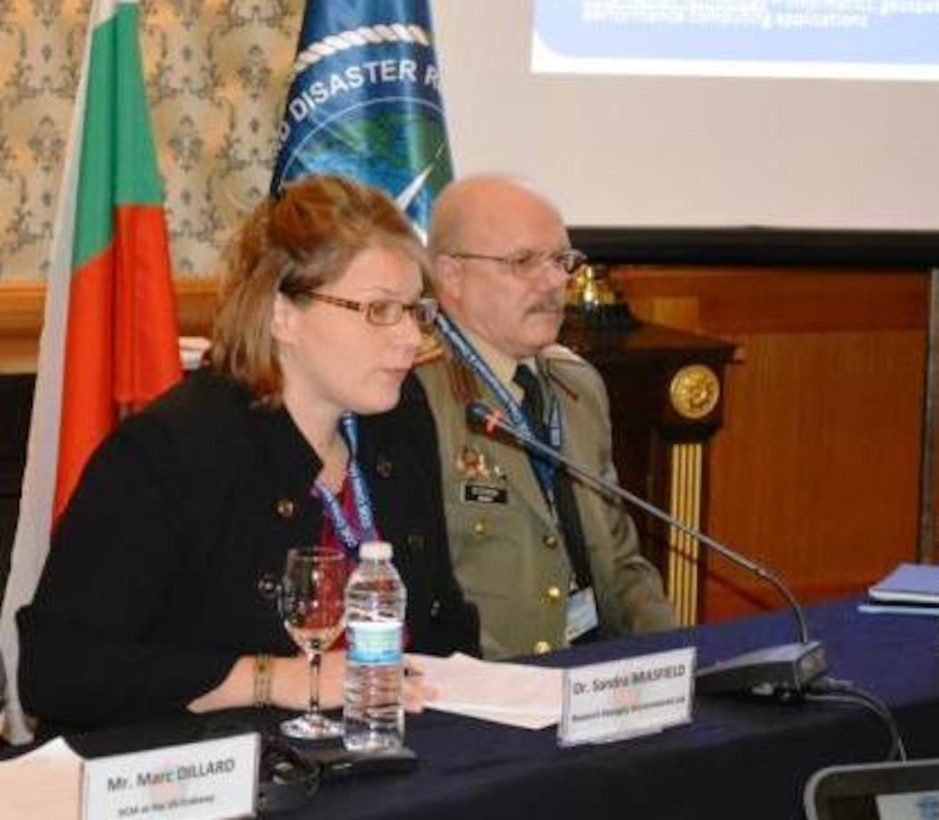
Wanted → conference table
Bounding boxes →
[12,598,939,819]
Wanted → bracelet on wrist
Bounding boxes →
[253,654,273,708]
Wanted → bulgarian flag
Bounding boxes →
[0,0,181,742]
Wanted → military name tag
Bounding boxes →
[461,483,508,505]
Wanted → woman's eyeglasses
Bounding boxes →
[301,292,439,329]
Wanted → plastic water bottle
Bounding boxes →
[343,540,407,752]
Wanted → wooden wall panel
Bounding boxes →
[614,267,930,622]
[0,278,217,374]
[616,267,927,334]
[1,269,931,625]
[0,283,45,375]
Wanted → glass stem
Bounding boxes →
[308,648,321,716]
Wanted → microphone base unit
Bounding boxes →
[695,640,828,700]
[466,400,832,703]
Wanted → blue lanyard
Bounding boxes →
[436,313,563,500]
[311,413,377,558]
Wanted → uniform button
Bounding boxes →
[472,521,487,536]
[376,458,393,478]
[256,573,279,600]
[406,533,425,551]
[429,599,442,618]
[545,585,563,604]
[533,641,552,654]
[542,534,559,549]
[276,498,295,518]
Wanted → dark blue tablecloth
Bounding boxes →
[299,599,939,820]
[11,598,939,820]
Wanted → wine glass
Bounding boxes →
[279,546,347,739]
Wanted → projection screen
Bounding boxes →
[431,0,939,260]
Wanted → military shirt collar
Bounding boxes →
[454,322,539,402]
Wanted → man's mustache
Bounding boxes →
[529,294,566,313]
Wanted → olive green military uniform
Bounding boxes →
[416,335,676,660]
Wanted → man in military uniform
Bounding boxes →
[417,175,676,660]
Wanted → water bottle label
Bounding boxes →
[346,620,403,665]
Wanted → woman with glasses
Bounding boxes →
[17,175,479,737]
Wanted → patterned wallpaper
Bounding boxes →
[0,0,304,281]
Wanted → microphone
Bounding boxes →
[466,400,829,700]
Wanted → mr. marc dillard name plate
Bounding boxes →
[81,733,259,820]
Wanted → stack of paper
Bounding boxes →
[409,652,563,730]
[858,562,939,616]
[0,738,82,818]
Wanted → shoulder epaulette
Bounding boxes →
[414,333,481,405]
[414,334,444,366]
[540,344,585,403]
[444,350,480,406]
[541,343,587,365]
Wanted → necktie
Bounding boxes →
[513,363,547,440]
[512,365,593,595]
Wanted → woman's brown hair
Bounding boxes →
[210,175,425,403]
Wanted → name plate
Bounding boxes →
[558,647,695,747]
[81,733,259,820]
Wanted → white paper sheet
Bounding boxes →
[0,737,83,819]
[409,652,562,730]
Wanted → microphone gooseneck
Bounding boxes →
[465,400,828,699]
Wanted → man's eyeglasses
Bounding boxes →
[448,248,587,279]
[302,291,439,329]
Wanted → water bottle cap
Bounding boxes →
[359,540,393,561]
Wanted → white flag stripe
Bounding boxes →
[0,0,123,744]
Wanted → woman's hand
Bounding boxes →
[287,652,437,713]
[190,650,432,714]
[402,657,438,713]
[311,653,436,713]
[269,652,346,711]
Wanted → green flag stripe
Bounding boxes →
[73,2,164,270]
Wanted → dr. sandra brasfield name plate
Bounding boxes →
[559,647,695,747]
[81,733,259,820]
